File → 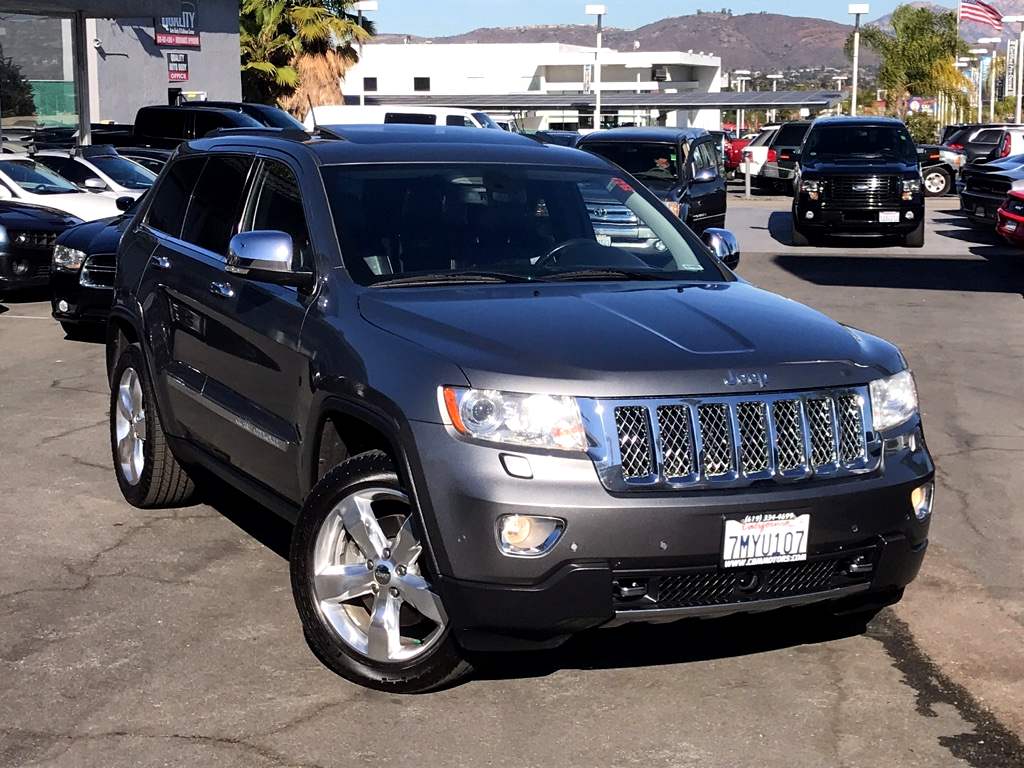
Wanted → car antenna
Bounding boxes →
[307,95,319,134]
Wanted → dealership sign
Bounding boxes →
[167,52,189,82]
[156,1,200,48]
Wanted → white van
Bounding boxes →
[304,105,500,130]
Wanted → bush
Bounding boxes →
[905,112,939,144]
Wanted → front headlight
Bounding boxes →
[53,244,87,272]
[902,177,922,200]
[800,179,822,200]
[661,200,682,217]
[869,370,918,432]
[441,387,587,451]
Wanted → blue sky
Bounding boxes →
[371,0,957,36]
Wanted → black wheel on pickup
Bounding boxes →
[290,450,471,693]
[922,166,951,197]
[903,220,925,248]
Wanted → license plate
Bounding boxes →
[879,211,900,223]
[1003,220,1017,232]
[723,512,810,568]
[763,166,778,177]
[975,205,988,218]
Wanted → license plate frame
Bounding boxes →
[722,512,810,569]
[879,211,900,223]
[975,205,988,218]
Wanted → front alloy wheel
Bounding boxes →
[291,450,470,692]
[114,367,146,485]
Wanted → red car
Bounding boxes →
[725,137,752,174]
[996,190,1024,247]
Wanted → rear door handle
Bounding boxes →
[152,255,171,270]
[208,281,235,299]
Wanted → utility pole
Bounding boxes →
[848,4,869,116]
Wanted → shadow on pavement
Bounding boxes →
[200,477,293,560]
[0,287,50,305]
[767,211,906,249]
[473,606,871,682]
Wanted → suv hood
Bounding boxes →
[359,282,904,397]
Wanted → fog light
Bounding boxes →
[57,299,69,313]
[497,514,565,557]
[906,210,915,220]
[12,259,28,275]
[805,210,815,219]
[911,482,934,521]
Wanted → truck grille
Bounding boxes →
[80,252,116,289]
[964,174,1011,197]
[9,230,59,252]
[826,175,900,206]
[596,387,877,490]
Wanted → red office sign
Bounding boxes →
[155,1,200,48]
[168,52,189,82]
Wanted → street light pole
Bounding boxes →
[832,75,849,114]
[734,69,750,133]
[767,73,783,122]
[979,37,1001,122]
[585,5,606,130]
[848,4,869,116]
[1003,16,1024,123]
[354,1,379,106]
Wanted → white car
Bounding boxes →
[0,155,120,221]
[736,125,779,177]
[304,104,501,130]
[33,149,157,200]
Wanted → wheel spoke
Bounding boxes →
[397,572,447,626]
[338,493,389,560]
[366,591,402,661]
[389,516,422,567]
[314,563,374,603]
[117,386,133,421]
[130,439,144,484]
[117,433,133,466]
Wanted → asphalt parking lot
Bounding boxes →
[1,194,1023,768]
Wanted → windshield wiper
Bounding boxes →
[372,270,533,288]
[539,268,677,282]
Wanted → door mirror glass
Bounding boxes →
[227,230,313,288]
[83,177,107,191]
[702,227,740,270]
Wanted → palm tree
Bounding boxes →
[850,5,969,117]
[240,0,373,111]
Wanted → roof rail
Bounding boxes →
[202,127,314,141]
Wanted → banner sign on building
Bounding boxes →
[1006,39,1018,99]
[156,2,200,48]
[167,52,190,82]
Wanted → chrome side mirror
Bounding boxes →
[694,167,718,183]
[83,177,107,191]
[227,230,312,289]
[702,227,740,270]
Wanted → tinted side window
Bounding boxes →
[147,157,206,237]
[384,112,436,125]
[973,129,1003,144]
[446,115,473,127]
[137,108,189,140]
[194,110,233,137]
[180,155,253,254]
[36,157,97,185]
[242,160,313,271]
[698,142,718,171]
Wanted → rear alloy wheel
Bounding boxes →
[291,450,470,692]
[922,167,950,197]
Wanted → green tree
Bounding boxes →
[0,45,36,118]
[904,112,939,143]
[239,0,373,112]
[849,5,968,117]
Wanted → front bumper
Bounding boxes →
[50,268,113,325]
[0,250,51,291]
[996,206,1024,247]
[960,190,1005,226]
[409,420,933,647]
[794,195,923,236]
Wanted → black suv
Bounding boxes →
[107,125,933,692]
[577,127,727,232]
[793,117,925,247]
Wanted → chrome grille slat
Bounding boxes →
[594,386,878,491]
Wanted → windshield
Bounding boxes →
[90,155,157,190]
[580,142,681,183]
[246,104,306,129]
[749,129,776,147]
[322,163,722,285]
[472,112,501,129]
[0,160,78,195]
[804,124,917,162]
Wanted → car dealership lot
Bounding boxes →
[1,196,1022,767]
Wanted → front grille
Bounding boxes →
[9,230,59,252]
[80,252,116,289]
[1005,197,1024,215]
[965,174,1012,197]
[614,548,876,611]
[826,175,900,206]
[598,386,876,491]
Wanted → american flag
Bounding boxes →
[959,0,1004,31]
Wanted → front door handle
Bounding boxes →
[152,255,171,270]
[208,281,235,299]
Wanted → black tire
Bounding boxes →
[922,167,950,197]
[790,218,810,247]
[903,220,925,248]
[290,450,471,693]
[109,343,196,508]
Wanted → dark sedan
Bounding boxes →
[0,202,81,293]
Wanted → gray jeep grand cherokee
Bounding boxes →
[106,125,934,692]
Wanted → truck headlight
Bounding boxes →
[441,387,587,451]
[800,179,822,200]
[902,178,922,200]
[661,200,682,217]
[53,245,87,272]
[869,370,918,432]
